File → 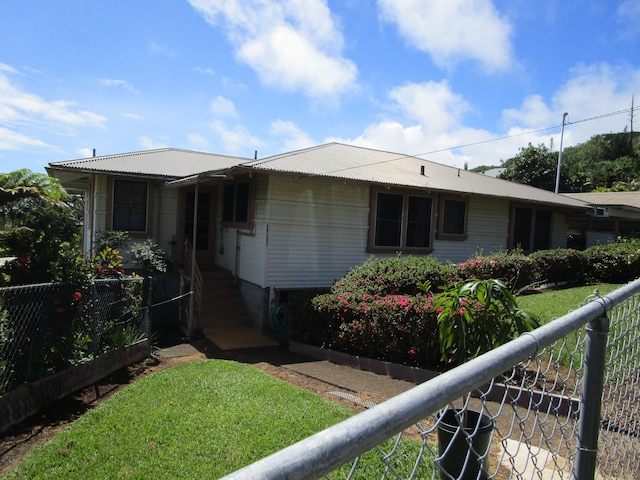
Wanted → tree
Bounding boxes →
[498,143,558,191]
[0,169,82,285]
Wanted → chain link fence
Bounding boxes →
[0,277,149,396]
[223,279,640,480]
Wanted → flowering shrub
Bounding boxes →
[528,248,587,285]
[583,238,640,283]
[311,290,441,368]
[457,250,537,290]
[332,255,459,297]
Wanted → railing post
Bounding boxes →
[574,312,609,480]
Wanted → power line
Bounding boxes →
[321,105,640,176]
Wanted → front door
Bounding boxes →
[181,188,216,266]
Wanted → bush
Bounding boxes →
[528,248,587,286]
[457,249,537,290]
[584,238,640,283]
[310,290,441,368]
[332,255,459,297]
[293,239,640,370]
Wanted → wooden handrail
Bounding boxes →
[184,238,202,336]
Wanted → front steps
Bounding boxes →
[197,267,251,334]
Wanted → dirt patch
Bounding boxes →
[0,349,372,477]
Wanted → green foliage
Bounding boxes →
[94,230,130,252]
[6,361,432,479]
[456,249,537,290]
[293,240,640,369]
[583,237,640,283]
[332,255,459,297]
[311,290,441,367]
[128,238,168,273]
[426,279,539,366]
[92,246,126,278]
[498,143,561,191]
[527,248,587,285]
[498,132,640,193]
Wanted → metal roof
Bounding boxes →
[564,192,640,211]
[47,148,250,179]
[240,143,589,208]
[47,143,590,209]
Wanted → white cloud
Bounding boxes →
[209,119,264,155]
[331,63,640,169]
[76,147,95,158]
[0,126,52,150]
[139,136,170,150]
[377,0,513,71]
[187,133,210,151]
[149,39,177,58]
[0,71,107,127]
[210,95,239,118]
[195,67,216,76]
[122,112,144,120]
[99,79,139,94]
[617,0,640,38]
[269,119,316,151]
[188,0,358,98]
[0,68,107,154]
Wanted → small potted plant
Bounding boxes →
[422,278,539,479]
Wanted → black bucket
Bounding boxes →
[436,409,494,480]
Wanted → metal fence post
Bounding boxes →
[574,312,610,480]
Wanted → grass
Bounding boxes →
[5,360,433,479]
[516,283,622,368]
[517,283,621,323]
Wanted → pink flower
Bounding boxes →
[409,349,416,355]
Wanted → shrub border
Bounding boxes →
[0,339,149,434]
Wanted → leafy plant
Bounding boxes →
[128,238,167,273]
[425,279,539,367]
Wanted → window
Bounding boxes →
[439,197,468,238]
[112,180,148,232]
[371,189,433,251]
[510,206,552,252]
[222,181,251,225]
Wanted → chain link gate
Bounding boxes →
[223,280,640,480]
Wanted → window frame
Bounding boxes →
[437,195,469,240]
[221,178,254,228]
[508,204,553,252]
[109,178,150,235]
[368,186,434,253]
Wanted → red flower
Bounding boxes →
[55,306,65,314]
[72,291,83,301]
[16,257,28,265]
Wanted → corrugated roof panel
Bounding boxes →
[48,148,250,179]
[565,192,640,210]
[244,143,589,208]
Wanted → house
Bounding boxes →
[564,191,640,248]
[47,142,590,335]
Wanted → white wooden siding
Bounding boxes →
[433,196,510,264]
[264,176,370,288]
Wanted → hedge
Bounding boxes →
[290,239,640,370]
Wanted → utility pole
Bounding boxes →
[555,112,568,194]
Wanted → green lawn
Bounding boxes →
[517,283,621,323]
[5,360,432,479]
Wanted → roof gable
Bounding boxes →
[48,148,250,179]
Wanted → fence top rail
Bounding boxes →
[221,278,640,480]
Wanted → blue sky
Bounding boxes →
[1,0,639,174]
